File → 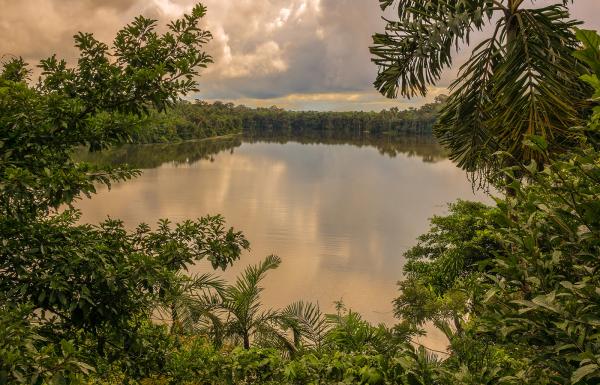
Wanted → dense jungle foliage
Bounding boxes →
[129,98,446,144]
[1,1,600,385]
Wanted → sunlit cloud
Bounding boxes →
[202,87,450,112]
[210,40,288,78]
[1,0,599,110]
[149,0,191,17]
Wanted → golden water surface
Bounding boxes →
[75,134,491,352]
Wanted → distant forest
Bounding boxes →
[130,96,447,143]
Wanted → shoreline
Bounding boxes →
[128,132,244,146]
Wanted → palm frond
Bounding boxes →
[184,272,226,296]
[220,255,281,348]
[372,1,591,184]
[279,301,329,350]
[153,271,226,336]
[228,255,281,300]
[223,255,281,318]
[435,19,504,179]
[371,0,495,98]
[253,316,298,357]
[486,4,585,164]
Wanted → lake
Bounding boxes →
[75,133,491,351]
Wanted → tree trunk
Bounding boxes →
[453,315,464,336]
[171,305,181,335]
[243,331,250,349]
[504,4,519,199]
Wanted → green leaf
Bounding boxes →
[572,364,599,384]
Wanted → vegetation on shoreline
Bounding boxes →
[2,1,600,385]
[370,0,600,382]
[129,97,447,144]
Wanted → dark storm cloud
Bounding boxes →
[1,0,599,110]
[196,0,384,99]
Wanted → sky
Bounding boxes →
[1,0,600,111]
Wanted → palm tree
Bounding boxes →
[371,0,590,183]
[220,255,282,349]
[154,272,225,339]
[325,307,396,355]
[277,301,330,354]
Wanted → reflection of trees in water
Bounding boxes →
[243,130,447,163]
[75,132,447,169]
[74,137,244,169]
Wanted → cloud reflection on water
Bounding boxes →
[76,136,492,352]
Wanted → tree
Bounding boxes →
[0,4,251,383]
[478,30,600,384]
[371,0,590,182]
[220,255,282,350]
[388,30,600,384]
[394,201,500,333]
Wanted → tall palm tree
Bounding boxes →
[371,0,590,183]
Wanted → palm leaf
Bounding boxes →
[220,255,281,348]
[371,0,494,98]
[279,301,329,350]
[487,5,585,164]
[436,19,504,180]
[372,1,591,183]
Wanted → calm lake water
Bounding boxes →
[76,133,491,351]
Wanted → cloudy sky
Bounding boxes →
[1,0,600,111]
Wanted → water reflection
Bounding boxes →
[75,133,489,352]
[74,136,243,169]
[75,132,447,169]
[243,131,447,163]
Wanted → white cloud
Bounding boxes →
[149,0,190,17]
[216,41,288,78]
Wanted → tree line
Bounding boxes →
[129,97,447,144]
